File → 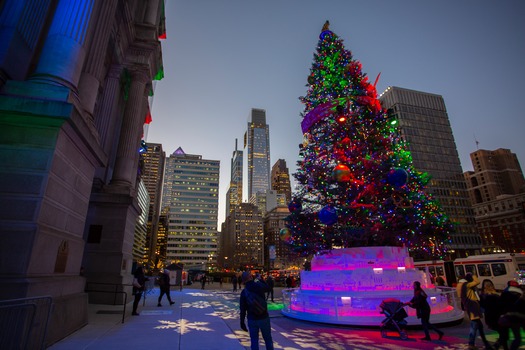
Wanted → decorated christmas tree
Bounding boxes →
[284,22,453,260]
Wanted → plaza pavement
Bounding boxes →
[48,283,510,350]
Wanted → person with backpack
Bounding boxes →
[457,273,494,350]
[239,271,274,350]
[157,269,175,307]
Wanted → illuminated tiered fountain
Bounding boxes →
[281,246,463,326]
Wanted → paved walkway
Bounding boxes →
[48,283,512,350]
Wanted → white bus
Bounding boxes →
[414,253,525,290]
[453,253,525,290]
[413,260,454,286]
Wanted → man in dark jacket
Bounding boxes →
[498,281,524,350]
[240,271,274,350]
[157,269,175,307]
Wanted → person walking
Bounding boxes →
[201,274,207,290]
[266,273,275,302]
[233,275,238,292]
[131,266,147,316]
[480,279,503,349]
[240,271,274,350]
[238,275,243,290]
[157,269,175,307]
[457,273,494,350]
[405,281,444,341]
[498,280,524,350]
[285,275,292,288]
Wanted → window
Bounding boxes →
[465,264,477,275]
[429,266,436,277]
[455,265,465,279]
[477,264,491,276]
[491,263,507,277]
[436,266,445,276]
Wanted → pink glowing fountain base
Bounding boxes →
[281,246,464,326]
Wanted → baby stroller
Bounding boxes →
[379,298,408,340]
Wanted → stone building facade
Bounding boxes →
[464,148,525,252]
[0,0,165,345]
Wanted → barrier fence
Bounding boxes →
[0,296,53,350]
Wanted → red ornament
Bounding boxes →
[333,164,352,182]
[340,137,352,148]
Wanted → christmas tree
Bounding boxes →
[284,21,453,260]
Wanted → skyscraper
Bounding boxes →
[244,108,271,200]
[232,202,264,269]
[141,143,165,267]
[464,148,525,252]
[271,159,292,204]
[226,139,243,214]
[162,147,220,269]
[380,86,481,257]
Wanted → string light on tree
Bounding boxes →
[285,21,453,260]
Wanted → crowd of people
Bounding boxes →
[456,273,525,350]
[133,266,525,350]
[402,273,525,350]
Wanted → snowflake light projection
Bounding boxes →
[155,319,212,334]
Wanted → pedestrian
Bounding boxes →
[220,276,223,288]
[457,272,494,350]
[405,281,444,341]
[131,266,147,316]
[266,273,275,302]
[240,271,274,350]
[498,280,524,350]
[238,275,243,290]
[480,279,503,349]
[435,276,446,287]
[285,275,292,288]
[201,274,206,290]
[157,269,175,307]
[233,275,238,292]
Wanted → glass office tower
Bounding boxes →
[244,108,271,199]
[380,86,481,257]
[162,147,220,268]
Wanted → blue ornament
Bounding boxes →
[288,199,302,213]
[387,168,409,188]
[319,30,332,40]
[318,205,338,225]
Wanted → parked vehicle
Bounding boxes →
[414,253,525,290]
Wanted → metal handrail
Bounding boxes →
[85,282,129,324]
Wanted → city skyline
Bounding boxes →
[148,1,525,226]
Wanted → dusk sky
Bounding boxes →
[148,0,525,226]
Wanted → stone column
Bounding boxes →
[31,0,95,90]
[144,0,161,25]
[95,65,123,154]
[110,69,149,191]
[78,0,118,117]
